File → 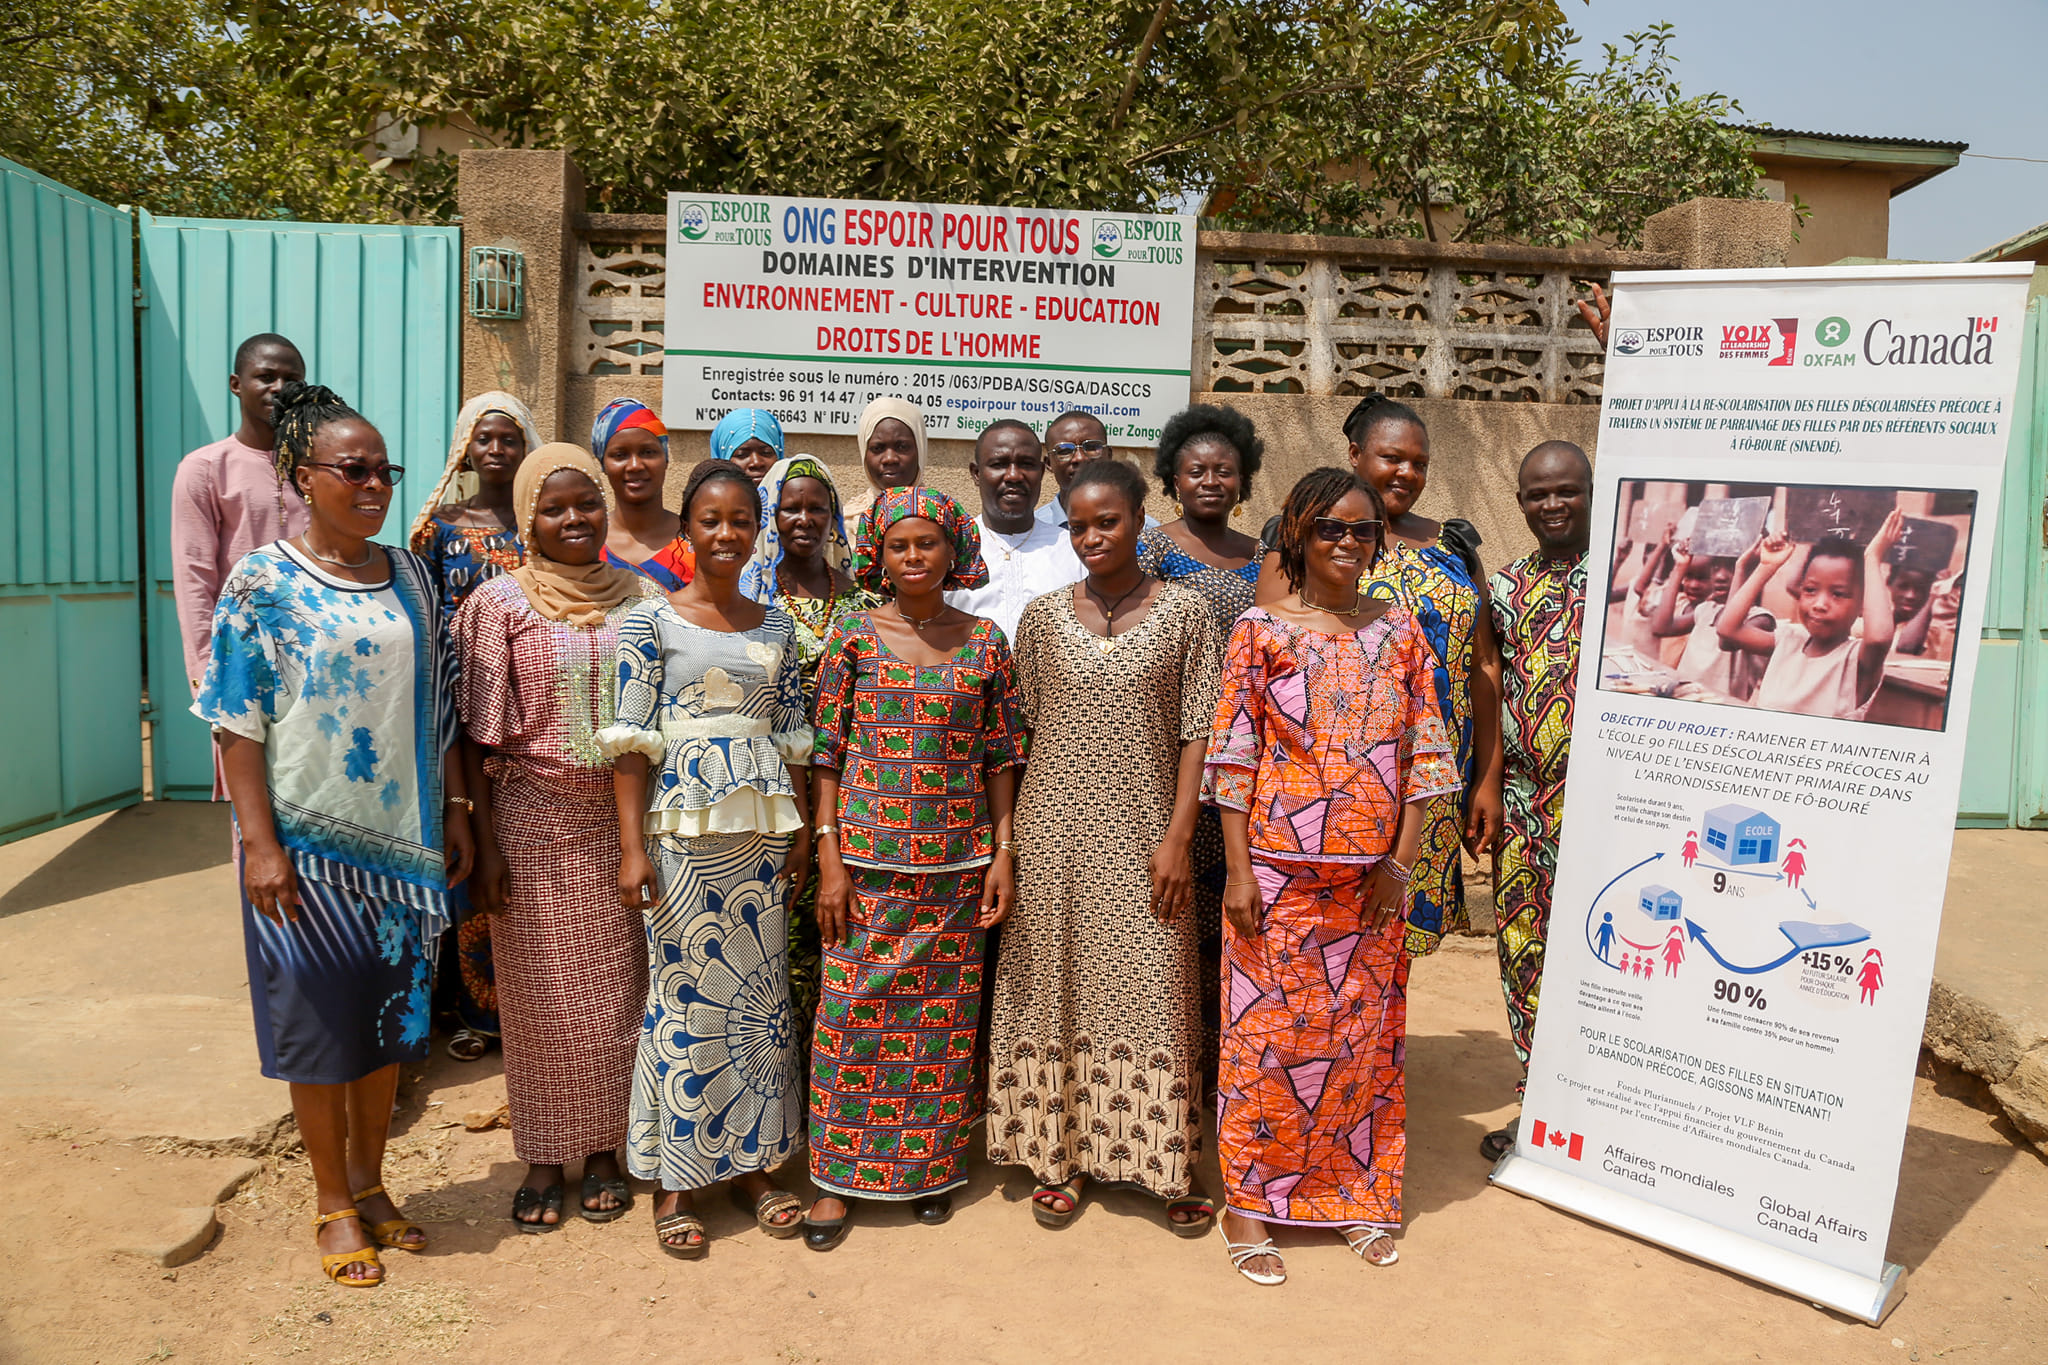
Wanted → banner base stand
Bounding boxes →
[1490,1154,1907,1325]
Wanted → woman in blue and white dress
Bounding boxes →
[599,459,815,1259]
[197,382,473,1289]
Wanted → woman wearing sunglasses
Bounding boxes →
[1208,468,1459,1286]
[194,381,474,1289]
[1256,394,1504,961]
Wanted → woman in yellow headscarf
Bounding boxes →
[450,444,654,1233]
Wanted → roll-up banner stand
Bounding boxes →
[661,193,1196,443]
[1490,265,2035,1325]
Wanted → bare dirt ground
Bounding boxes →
[1,811,2044,1364]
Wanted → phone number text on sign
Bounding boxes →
[663,193,1197,442]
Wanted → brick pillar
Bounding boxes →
[457,150,584,441]
[1643,197,1799,271]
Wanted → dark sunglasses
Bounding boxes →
[1312,516,1383,544]
[1050,439,1109,457]
[305,461,405,488]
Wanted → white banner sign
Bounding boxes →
[1491,265,2034,1324]
[661,193,1196,442]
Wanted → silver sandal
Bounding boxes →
[1216,1219,1286,1286]
[1341,1224,1399,1266]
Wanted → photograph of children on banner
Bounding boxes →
[1598,479,1975,731]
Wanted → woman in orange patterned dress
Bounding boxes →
[1207,469,1461,1285]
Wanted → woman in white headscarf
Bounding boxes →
[838,398,926,528]
[410,390,544,1063]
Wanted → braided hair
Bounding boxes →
[1274,467,1384,590]
[1341,392,1425,448]
[681,458,762,521]
[270,381,363,499]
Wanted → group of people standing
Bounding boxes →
[170,330,1598,1291]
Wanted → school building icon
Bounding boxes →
[1638,885,1684,922]
[1701,804,1782,867]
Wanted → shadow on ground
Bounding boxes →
[0,803,231,920]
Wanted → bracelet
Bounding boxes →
[813,824,839,838]
[1381,858,1412,883]
[996,840,1018,853]
[446,796,475,812]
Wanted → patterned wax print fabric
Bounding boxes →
[419,517,522,1035]
[194,541,458,1084]
[850,486,989,597]
[1488,552,1585,1088]
[807,612,1028,1200]
[421,520,524,617]
[597,599,812,1189]
[604,539,695,592]
[1203,607,1457,1229]
[1359,531,1484,954]
[1136,525,1266,1082]
[987,585,1221,1197]
[1204,607,1461,864]
[1218,859,1411,1227]
[451,575,649,1163]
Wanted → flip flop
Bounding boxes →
[1164,1194,1216,1238]
[731,1185,804,1238]
[580,1173,634,1223]
[511,1183,563,1234]
[1479,1119,1519,1163]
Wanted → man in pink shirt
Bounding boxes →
[170,333,309,699]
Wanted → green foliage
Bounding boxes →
[5,0,1757,243]
[0,0,403,219]
[1220,24,1763,246]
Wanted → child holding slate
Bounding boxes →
[1649,541,1769,700]
[1716,509,1905,720]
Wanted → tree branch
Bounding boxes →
[1110,0,1172,133]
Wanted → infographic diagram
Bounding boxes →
[1583,802,1879,1008]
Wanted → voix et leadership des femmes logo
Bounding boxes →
[1720,318,1798,365]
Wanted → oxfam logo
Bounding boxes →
[1814,316,1852,348]
[1092,219,1124,259]
[677,203,710,242]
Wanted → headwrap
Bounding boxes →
[409,390,542,552]
[855,398,928,492]
[710,408,785,465]
[740,455,854,604]
[590,397,668,461]
[507,443,649,628]
[852,486,988,596]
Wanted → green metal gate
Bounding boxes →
[1958,291,2048,826]
[138,214,461,799]
[0,157,142,843]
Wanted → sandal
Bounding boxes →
[313,1208,382,1288]
[654,1209,709,1260]
[1216,1219,1286,1287]
[580,1173,634,1224]
[1342,1224,1400,1266]
[446,1028,490,1062]
[804,1200,851,1252]
[731,1185,804,1239]
[1164,1194,1217,1238]
[911,1194,952,1226]
[1479,1119,1518,1163]
[1032,1176,1085,1229]
[510,1183,563,1234]
[351,1184,426,1252]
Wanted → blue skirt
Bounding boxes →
[242,872,438,1086]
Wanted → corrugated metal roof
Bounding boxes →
[1730,124,1969,153]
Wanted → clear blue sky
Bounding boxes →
[1567,0,2048,260]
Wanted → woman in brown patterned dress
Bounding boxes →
[987,459,1223,1234]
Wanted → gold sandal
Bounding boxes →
[352,1184,427,1252]
[314,1208,383,1288]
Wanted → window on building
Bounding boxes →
[1737,838,1758,856]
[1706,829,1728,849]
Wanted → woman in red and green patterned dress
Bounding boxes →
[802,487,1027,1250]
